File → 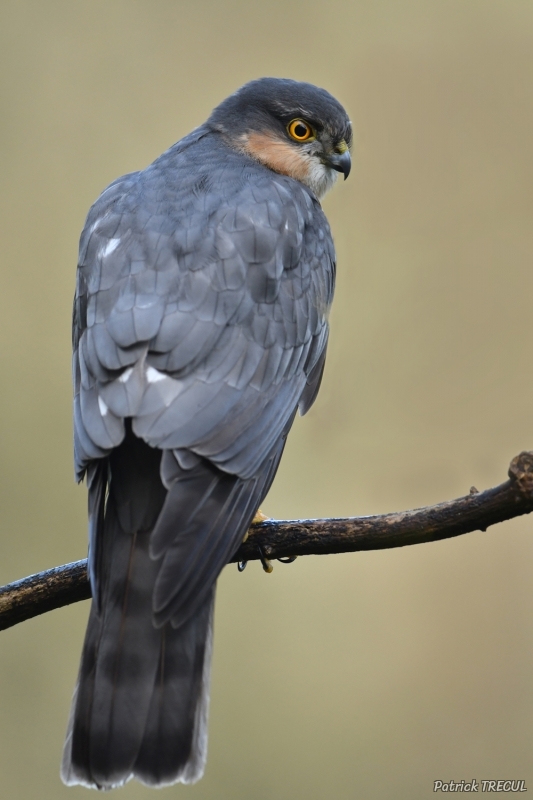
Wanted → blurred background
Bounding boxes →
[1,1,533,798]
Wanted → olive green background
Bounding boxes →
[1,1,533,798]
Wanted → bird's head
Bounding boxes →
[207,77,352,199]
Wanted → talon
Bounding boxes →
[257,544,273,574]
[237,561,248,572]
[278,556,298,564]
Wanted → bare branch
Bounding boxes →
[2,451,533,633]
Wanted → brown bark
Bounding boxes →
[2,451,533,633]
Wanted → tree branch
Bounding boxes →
[2,451,533,633]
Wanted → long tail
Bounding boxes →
[62,425,288,789]
[61,437,215,789]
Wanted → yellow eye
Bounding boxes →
[287,119,315,142]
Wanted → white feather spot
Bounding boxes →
[146,366,166,383]
[101,238,120,259]
[98,396,109,416]
[119,367,133,383]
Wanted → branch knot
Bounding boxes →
[508,451,533,498]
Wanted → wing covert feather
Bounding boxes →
[72,132,335,481]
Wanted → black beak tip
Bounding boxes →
[329,151,351,180]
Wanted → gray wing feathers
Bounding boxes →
[72,156,335,482]
[152,435,287,628]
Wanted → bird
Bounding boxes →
[61,77,352,790]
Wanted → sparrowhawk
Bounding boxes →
[61,77,352,790]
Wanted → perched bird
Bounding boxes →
[61,77,351,790]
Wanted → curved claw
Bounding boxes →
[237,561,248,572]
[257,544,273,574]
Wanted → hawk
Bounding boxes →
[61,77,351,789]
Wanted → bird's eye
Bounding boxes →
[287,119,315,142]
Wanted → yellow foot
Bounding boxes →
[242,509,269,543]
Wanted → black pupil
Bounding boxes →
[294,122,308,138]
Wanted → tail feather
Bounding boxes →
[62,433,216,789]
[61,501,214,789]
[134,588,214,786]
[62,427,290,789]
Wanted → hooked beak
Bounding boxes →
[327,149,351,180]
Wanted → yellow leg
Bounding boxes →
[241,509,273,573]
[242,508,269,542]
